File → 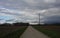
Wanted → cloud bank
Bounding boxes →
[0,0,60,24]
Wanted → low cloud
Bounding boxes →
[40,8,60,24]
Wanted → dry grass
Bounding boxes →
[0,26,27,38]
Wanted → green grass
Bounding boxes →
[0,26,27,38]
[3,27,27,38]
[32,26,60,38]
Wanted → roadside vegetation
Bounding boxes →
[32,25,60,38]
[0,22,29,38]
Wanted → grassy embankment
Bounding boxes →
[0,26,28,38]
[32,25,60,38]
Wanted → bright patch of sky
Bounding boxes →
[0,16,12,20]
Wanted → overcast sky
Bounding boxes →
[0,0,60,24]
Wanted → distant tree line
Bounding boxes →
[31,23,60,26]
[43,23,60,26]
[0,22,29,26]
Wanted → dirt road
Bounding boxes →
[20,26,50,38]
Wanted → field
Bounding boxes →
[32,25,60,38]
[0,26,27,38]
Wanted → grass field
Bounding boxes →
[32,25,60,38]
[0,26,27,38]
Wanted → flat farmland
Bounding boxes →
[32,25,60,38]
[0,26,27,38]
[38,26,60,32]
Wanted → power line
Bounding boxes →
[38,13,40,25]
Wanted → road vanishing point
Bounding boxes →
[20,26,50,38]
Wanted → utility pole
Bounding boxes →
[38,13,40,25]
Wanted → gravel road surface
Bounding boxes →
[20,26,50,38]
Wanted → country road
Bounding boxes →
[20,26,50,38]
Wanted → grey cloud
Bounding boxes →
[44,15,60,24]
[40,8,60,24]
[0,0,58,10]
[0,0,60,24]
[0,8,24,16]
[0,7,38,23]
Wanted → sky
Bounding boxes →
[0,0,60,24]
